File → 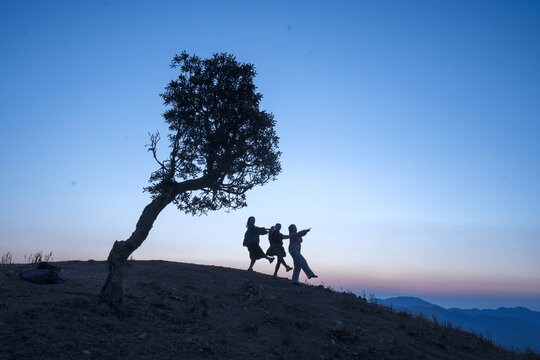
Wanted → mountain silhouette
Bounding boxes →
[375,296,540,352]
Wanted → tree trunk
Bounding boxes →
[99,192,173,310]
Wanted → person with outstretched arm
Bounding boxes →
[266,223,293,277]
[287,224,317,284]
[244,216,274,272]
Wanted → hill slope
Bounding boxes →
[0,260,538,360]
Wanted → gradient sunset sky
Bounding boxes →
[1,1,539,310]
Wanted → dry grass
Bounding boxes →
[1,251,13,265]
[24,251,53,264]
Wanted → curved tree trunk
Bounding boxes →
[99,191,173,310]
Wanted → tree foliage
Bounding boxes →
[146,51,281,215]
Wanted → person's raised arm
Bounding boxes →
[297,228,311,237]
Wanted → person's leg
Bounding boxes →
[290,250,316,278]
[273,258,281,276]
[280,256,292,271]
[290,251,301,283]
[247,244,256,271]
[281,258,292,271]
[248,259,255,271]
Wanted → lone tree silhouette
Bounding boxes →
[99,52,281,309]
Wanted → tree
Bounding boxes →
[99,52,281,309]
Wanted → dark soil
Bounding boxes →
[1,260,538,360]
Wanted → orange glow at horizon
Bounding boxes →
[313,268,540,298]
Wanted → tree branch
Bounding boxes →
[146,131,167,170]
[171,175,212,197]
[168,131,181,180]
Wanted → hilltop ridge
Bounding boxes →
[1,260,538,359]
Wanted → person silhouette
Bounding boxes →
[244,216,274,272]
[287,224,317,284]
[266,223,293,277]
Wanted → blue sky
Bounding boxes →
[1,1,539,310]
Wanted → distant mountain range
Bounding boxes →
[374,296,540,352]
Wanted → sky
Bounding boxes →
[1,1,539,310]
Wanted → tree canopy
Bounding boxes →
[146,51,281,214]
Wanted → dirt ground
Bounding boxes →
[1,260,539,360]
